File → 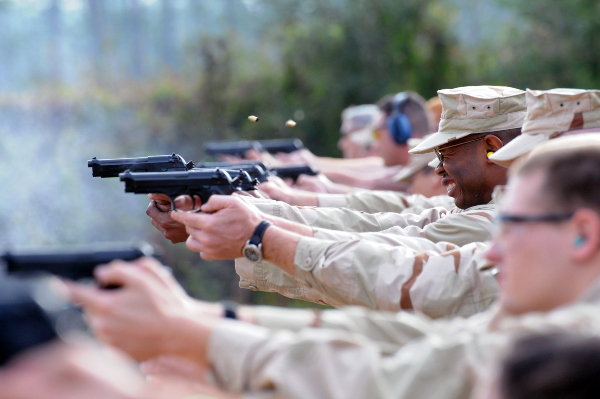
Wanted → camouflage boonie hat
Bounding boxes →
[410,86,526,154]
[394,136,437,182]
[490,89,600,167]
[340,104,382,147]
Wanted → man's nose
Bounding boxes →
[435,161,445,176]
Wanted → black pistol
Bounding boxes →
[195,161,317,183]
[2,242,155,282]
[119,168,258,211]
[88,153,195,178]
[193,162,270,184]
[203,140,262,157]
[203,138,304,158]
[0,278,65,366]
[258,138,304,154]
[272,165,319,182]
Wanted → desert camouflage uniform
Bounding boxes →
[237,239,498,317]
[317,191,455,214]
[231,85,524,319]
[235,200,497,311]
[208,277,600,399]
[251,198,496,245]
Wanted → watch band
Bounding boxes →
[221,301,239,319]
[248,220,273,246]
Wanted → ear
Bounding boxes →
[484,135,504,164]
[571,209,600,263]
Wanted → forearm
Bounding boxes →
[252,198,391,231]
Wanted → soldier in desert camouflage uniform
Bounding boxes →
[71,134,600,399]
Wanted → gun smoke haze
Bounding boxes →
[0,96,253,305]
[0,99,171,249]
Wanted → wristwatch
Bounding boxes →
[242,220,273,262]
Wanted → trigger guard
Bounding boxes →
[191,193,203,213]
[169,196,177,212]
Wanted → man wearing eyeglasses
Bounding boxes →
[145,86,525,313]
[228,87,523,302]
[257,87,522,215]
[252,89,599,316]
[236,86,523,244]
[69,134,600,399]
[249,89,600,315]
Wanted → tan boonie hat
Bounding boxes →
[340,104,382,147]
[489,89,600,167]
[394,136,437,182]
[410,86,526,154]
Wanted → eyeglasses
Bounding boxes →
[434,136,486,163]
[494,211,575,236]
[496,212,575,224]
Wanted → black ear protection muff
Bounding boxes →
[387,92,413,144]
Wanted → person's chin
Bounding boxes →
[499,295,522,315]
[452,191,464,208]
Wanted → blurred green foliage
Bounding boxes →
[487,0,600,89]
[166,0,466,158]
[143,0,600,161]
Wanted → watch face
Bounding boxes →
[243,245,262,262]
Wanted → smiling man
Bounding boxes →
[146,86,525,310]
[245,86,523,234]
[149,86,525,247]
[255,86,523,214]
[70,135,600,399]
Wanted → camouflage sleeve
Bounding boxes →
[234,234,445,308]
[208,310,484,398]
[234,234,447,309]
[252,198,389,232]
[253,195,495,242]
[400,195,456,214]
[309,205,497,246]
[366,205,497,245]
[292,238,498,317]
[318,191,454,214]
[235,236,498,319]
[253,198,464,233]
[345,192,453,213]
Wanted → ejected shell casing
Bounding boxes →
[285,119,297,127]
[248,115,259,122]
